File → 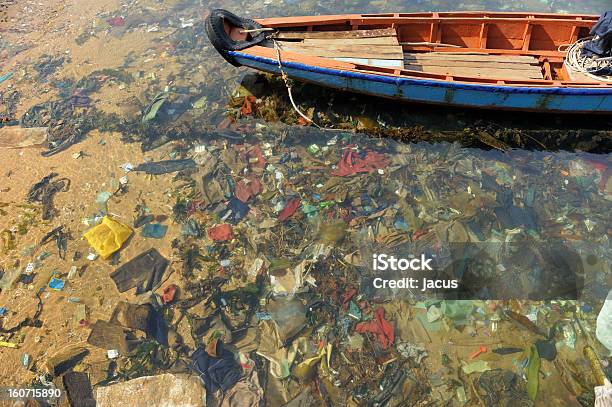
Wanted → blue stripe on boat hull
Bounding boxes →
[229,52,612,113]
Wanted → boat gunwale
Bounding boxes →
[256,12,600,27]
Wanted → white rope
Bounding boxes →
[562,37,612,82]
[271,38,321,128]
[240,27,275,34]
[269,38,360,132]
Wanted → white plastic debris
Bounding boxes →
[119,163,134,173]
[595,379,612,407]
[68,265,78,280]
[596,289,612,353]
[193,145,207,154]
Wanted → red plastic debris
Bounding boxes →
[162,284,178,304]
[331,147,389,177]
[107,16,125,27]
[235,176,263,203]
[278,198,301,221]
[341,287,357,310]
[412,228,429,241]
[208,223,233,241]
[240,96,257,116]
[470,345,487,359]
[355,307,395,350]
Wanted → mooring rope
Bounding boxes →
[562,37,612,82]
[271,38,323,128]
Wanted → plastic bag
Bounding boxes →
[597,289,612,352]
[83,216,132,259]
[595,379,612,407]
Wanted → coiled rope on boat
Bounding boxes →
[562,37,612,82]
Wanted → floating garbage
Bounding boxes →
[597,289,612,352]
[141,223,168,239]
[0,2,610,406]
[133,159,196,175]
[48,277,65,291]
[83,216,133,259]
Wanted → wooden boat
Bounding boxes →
[206,10,612,114]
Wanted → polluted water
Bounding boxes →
[0,0,611,406]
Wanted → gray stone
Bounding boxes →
[96,373,205,407]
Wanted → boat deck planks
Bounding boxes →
[403,53,539,63]
[303,36,399,46]
[276,43,404,59]
[404,52,543,80]
[271,29,404,68]
[274,28,396,39]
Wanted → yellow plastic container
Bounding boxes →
[83,216,132,259]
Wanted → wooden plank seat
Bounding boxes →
[403,52,544,80]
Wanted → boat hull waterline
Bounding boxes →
[231,51,611,113]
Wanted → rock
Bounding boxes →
[96,373,206,407]
[0,126,48,149]
[44,346,89,376]
[63,371,95,407]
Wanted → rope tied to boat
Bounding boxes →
[270,38,322,128]
[562,37,612,82]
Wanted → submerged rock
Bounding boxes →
[96,373,206,407]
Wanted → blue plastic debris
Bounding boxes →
[256,311,272,321]
[394,219,410,231]
[0,72,14,85]
[222,197,249,224]
[0,307,7,316]
[348,301,362,320]
[49,277,65,291]
[141,223,168,239]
